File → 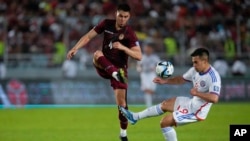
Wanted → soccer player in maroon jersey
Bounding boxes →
[67,3,142,141]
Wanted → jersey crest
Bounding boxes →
[119,34,125,40]
[200,80,206,87]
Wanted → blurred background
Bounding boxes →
[0,0,250,108]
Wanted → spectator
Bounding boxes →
[62,57,77,79]
[52,37,67,67]
[1,0,250,70]
[231,56,247,76]
[77,48,91,70]
[163,33,178,63]
[213,56,229,77]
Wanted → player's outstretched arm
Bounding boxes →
[153,76,186,85]
[67,29,98,59]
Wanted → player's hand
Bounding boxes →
[67,49,78,59]
[153,77,166,84]
[112,42,125,50]
[190,87,198,96]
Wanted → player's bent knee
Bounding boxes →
[160,115,175,128]
[161,97,176,112]
[93,50,104,59]
[160,119,168,128]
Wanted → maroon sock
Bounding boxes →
[97,56,117,75]
[118,106,128,130]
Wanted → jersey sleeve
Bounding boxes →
[182,67,195,81]
[209,73,221,95]
[93,19,106,34]
[127,27,140,48]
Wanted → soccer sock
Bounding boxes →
[144,93,152,107]
[120,128,127,137]
[97,56,117,75]
[134,103,164,120]
[161,127,177,141]
[118,106,128,133]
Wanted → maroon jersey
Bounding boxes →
[94,19,140,68]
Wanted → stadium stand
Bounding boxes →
[0,0,249,77]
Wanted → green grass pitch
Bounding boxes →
[0,102,249,141]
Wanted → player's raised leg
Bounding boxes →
[119,103,165,125]
[119,98,176,124]
[93,50,126,83]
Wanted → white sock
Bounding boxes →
[144,93,152,107]
[112,72,119,81]
[120,129,127,137]
[133,104,164,120]
[161,127,177,141]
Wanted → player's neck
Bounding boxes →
[201,64,211,73]
[115,23,125,31]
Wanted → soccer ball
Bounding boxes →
[155,61,174,78]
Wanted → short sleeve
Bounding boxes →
[208,72,221,95]
[93,19,106,34]
[126,27,140,48]
[182,67,195,81]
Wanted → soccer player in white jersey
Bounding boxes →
[137,43,160,107]
[120,48,221,141]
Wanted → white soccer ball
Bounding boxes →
[155,61,174,78]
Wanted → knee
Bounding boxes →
[118,99,127,108]
[160,115,175,128]
[161,98,176,112]
[160,118,168,128]
[93,50,103,60]
[160,101,169,112]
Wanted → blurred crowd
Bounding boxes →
[0,0,250,69]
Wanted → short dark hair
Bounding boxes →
[117,3,131,12]
[191,48,209,60]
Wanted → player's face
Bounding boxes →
[115,10,130,28]
[144,46,153,55]
[192,56,207,72]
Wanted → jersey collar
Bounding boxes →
[199,66,211,75]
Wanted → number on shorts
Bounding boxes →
[179,108,188,114]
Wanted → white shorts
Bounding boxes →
[173,97,202,126]
[140,72,157,91]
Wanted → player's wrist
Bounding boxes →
[72,47,79,51]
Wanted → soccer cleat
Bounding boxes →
[116,68,127,83]
[119,106,137,125]
[119,136,128,141]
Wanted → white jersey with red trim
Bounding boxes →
[181,66,221,120]
[183,66,221,95]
